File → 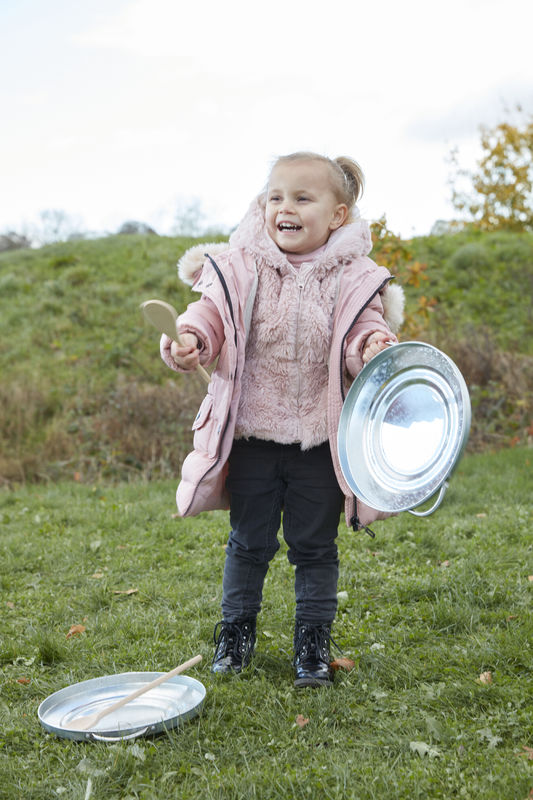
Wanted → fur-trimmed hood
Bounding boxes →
[177,197,404,333]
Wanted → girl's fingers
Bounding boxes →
[362,337,392,363]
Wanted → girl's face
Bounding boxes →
[265,160,348,254]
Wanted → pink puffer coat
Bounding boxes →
[161,198,404,530]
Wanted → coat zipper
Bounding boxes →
[291,263,314,438]
[339,277,393,402]
[181,255,238,516]
[294,276,305,434]
[338,275,393,533]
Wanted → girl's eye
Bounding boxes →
[297,196,309,202]
[268,195,281,202]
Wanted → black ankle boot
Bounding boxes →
[293,621,334,688]
[211,619,256,674]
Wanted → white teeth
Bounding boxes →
[279,223,300,231]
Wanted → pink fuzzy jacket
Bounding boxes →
[161,197,405,530]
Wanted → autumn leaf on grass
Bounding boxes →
[7,601,15,609]
[296,715,310,728]
[330,657,356,672]
[410,741,441,758]
[113,587,139,596]
[477,671,493,685]
[477,727,502,749]
[66,624,86,639]
[517,746,533,760]
[16,677,31,685]
[90,572,104,579]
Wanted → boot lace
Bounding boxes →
[212,620,255,662]
[293,623,341,664]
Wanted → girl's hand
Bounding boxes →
[170,333,201,371]
[362,332,392,364]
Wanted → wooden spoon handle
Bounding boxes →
[92,654,202,726]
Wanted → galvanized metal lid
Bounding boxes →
[38,672,206,742]
[338,342,471,514]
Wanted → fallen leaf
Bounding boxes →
[66,624,86,639]
[296,715,310,728]
[7,601,15,609]
[439,560,450,568]
[517,746,533,760]
[478,671,493,684]
[337,590,349,609]
[17,677,31,685]
[476,513,487,518]
[410,740,441,758]
[330,657,356,672]
[477,727,502,748]
[76,757,105,778]
[528,576,533,582]
[116,545,127,550]
[171,513,180,519]
[112,587,138,595]
[507,615,518,621]
[129,743,146,762]
[90,572,104,579]
[73,472,82,482]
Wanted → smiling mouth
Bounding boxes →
[278,222,302,232]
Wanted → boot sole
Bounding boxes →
[294,676,333,688]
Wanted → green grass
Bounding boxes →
[1,447,532,799]
[0,234,198,387]
[0,234,215,483]
[1,230,532,482]
[404,228,533,354]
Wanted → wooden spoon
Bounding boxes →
[67,654,203,731]
[141,299,210,384]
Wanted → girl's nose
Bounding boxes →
[279,198,295,214]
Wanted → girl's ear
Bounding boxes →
[330,204,349,230]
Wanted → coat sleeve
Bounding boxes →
[160,295,225,372]
[344,293,398,378]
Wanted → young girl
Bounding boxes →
[160,152,404,687]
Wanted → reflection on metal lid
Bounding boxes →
[338,342,470,513]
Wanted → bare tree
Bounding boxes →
[0,231,32,252]
[117,220,158,235]
[36,209,84,244]
[173,198,206,237]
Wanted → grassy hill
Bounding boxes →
[0,229,532,484]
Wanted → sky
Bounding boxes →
[1,0,532,240]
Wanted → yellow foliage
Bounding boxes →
[370,217,436,338]
[450,109,533,231]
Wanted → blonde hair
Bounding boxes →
[270,151,364,220]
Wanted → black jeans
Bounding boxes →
[222,438,344,624]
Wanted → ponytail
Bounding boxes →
[333,156,364,210]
